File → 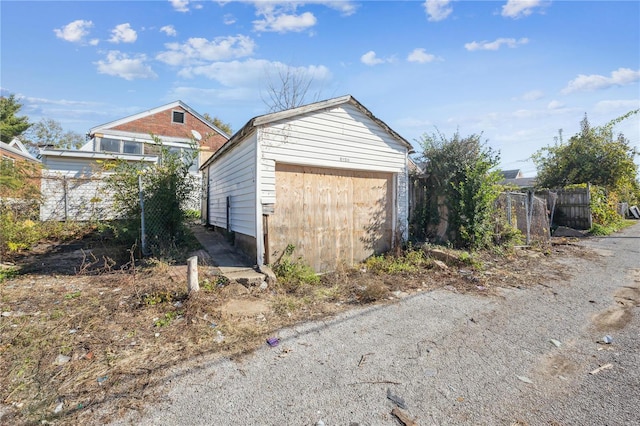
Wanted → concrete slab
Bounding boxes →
[188,224,266,286]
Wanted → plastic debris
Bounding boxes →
[386,388,407,409]
[550,339,562,347]
[97,376,108,384]
[215,330,225,343]
[55,354,72,365]
[54,402,64,414]
[210,322,217,328]
[316,420,325,426]
[516,375,533,384]
[602,335,613,344]
[266,337,280,347]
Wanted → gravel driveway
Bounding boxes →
[113,223,640,426]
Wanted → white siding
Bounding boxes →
[40,169,114,221]
[259,104,406,172]
[207,134,257,237]
[258,103,409,234]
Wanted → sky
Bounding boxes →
[1,0,639,176]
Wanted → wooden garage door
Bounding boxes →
[266,163,393,272]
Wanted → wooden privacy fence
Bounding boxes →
[538,186,592,230]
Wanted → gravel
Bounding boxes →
[112,223,640,426]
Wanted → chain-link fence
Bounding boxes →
[495,191,550,244]
[137,173,200,257]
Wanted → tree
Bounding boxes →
[417,130,502,249]
[202,113,233,136]
[24,118,85,151]
[533,110,640,202]
[261,65,321,113]
[0,94,31,143]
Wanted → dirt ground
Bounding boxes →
[0,233,593,425]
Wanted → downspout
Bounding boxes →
[255,128,264,267]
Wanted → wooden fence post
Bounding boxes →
[187,256,199,294]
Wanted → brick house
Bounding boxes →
[39,101,229,221]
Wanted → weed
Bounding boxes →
[313,285,342,301]
[0,266,19,283]
[272,244,319,292]
[64,291,81,300]
[364,249,428,274]
[458,251,483,270]
[271,295,302,316]
[154,311,181,327]
[143,291,173,306]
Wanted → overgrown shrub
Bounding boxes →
[415,131,502,250]
[102,136,199,259]
[589,185,625,234]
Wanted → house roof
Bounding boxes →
[1,138,40,163]
[39,148,159,163]
[201,94,413,170]
[502,177,537,189]
[500,169,522,179]
[89,100,229,139]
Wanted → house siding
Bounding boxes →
[40,171,113,222]
[207,133,257,237]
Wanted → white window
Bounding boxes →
[101,138,120,153]
[99,138,142,155]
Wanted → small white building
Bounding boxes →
[200,95,413,272]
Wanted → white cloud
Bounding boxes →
[109,23,137,44]
[361,51,387,66]
[170,0,190,12]
[501,0,544,19]
[160,25,177,37]
[465,37,529,51]
[547,100,564,109]
[177,58,331,88]
[254,11,317,33]
[53,20,94,44]
[424,0,452,22]
[521,90,544,101]
[562,68,640,94]
[407,48,438,63]
[594,99,640,113]
[224,14,236,25]
[157,35,256,66]
[95,51,157,80]
[89,39,100,46]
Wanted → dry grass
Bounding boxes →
[0,235,589,425]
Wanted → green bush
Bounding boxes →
[272,244,319,291]
[365,249,428,274]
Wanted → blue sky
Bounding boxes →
[2,0,639,175]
